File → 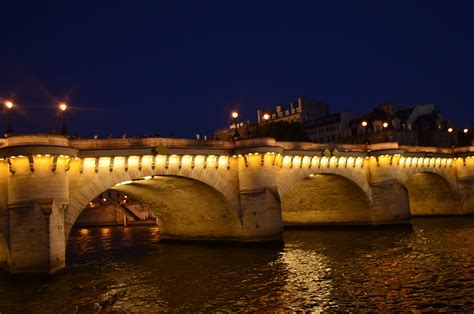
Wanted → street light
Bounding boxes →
[59,102,68,135]
[448,127,454,147]
[361,121,369,144]
[464,128,469,134]
[231,111,240,140]
[262,113,270,121]
[382,122,389,142]
[4,100,14,134]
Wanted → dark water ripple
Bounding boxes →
[1,218,474,312]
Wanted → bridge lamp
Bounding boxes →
[4,100,14,134]
[59,102,68,135]
[361,121,369,144]
[382,122,389,142]
[447,128,455,147]
[4,100,13,109]
[231,111,240,140]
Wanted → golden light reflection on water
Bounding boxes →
[280,247,333,310]
[6,218,474,312]
[79,228,89,235]
[149,227,161,242]
[74,228,92,254]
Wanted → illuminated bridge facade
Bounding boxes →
[0,134,473,274]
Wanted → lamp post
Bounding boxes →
[231,111,240,140]
[59,102,68,135]
[448,127,454,147]
[361,121,369,144]
[462,128,469,146]
[383,122,389,142]
[4,100,14,135]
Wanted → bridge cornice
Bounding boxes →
[0,134,473,161]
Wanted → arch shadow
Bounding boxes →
[404,172,461,215]
[0,234,10,269]
[66,175,243,242]
[281,173,373,225]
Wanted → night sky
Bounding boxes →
[0,1,473,138]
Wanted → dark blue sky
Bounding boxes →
[0,1,473,137]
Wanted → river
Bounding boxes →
[1,217,474,312]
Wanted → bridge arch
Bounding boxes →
[280,173,374,225]
[0,234,10,269]
[402,171,461,215]
[66,169,242,242]
[278,165,372,201]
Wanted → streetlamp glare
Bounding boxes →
[448,128,453,133]
[383,122,389,128]
[59,103,67,111]
[263,113,270,120]
[4,101,13,109]
[464,128,469,134]
[231,111,239,119]
[361,121,368,127]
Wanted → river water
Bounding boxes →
[1,217,474,312]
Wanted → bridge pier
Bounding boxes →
[8,198,67,274]
[456,157,474,214]
[236,151,283,242]
[0,136,74,274]
[367,152,411,225]
[370,183,411,224]
[0,135,472,275]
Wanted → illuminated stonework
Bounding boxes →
[0,134,473,274]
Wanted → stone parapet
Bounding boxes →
[0,134,472,274]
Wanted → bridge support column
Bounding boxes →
[456,157,474,214]
[457,180,474,214]
[370,182,411,224]
[237,153,283,242]
[4,155,70,274]
[368,153,411,224]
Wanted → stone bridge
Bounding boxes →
[0,134,473,274]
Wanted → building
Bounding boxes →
[304,111,355,143]
[257,97,329,124]
[75,190,156,226]
[214,120,255,140]
[349,103,454,147]
[216,98,463,147]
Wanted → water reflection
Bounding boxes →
[280,248,333,311]
[1,218,474,311]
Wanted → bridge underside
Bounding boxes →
[111,176,243,241]
[405,172,460,215]
[281,174,374,225]
[0,134,473,275]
